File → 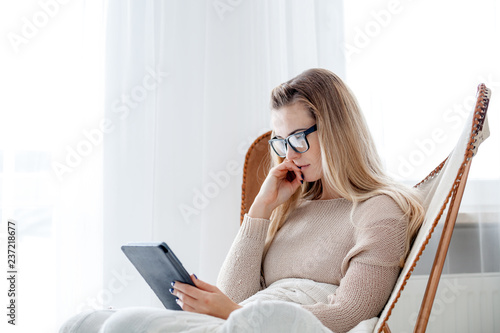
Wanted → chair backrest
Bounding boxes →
[375,84,491,333]
[239,84,491,333]
[240,132,272,224]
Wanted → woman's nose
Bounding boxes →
[285,146,300,160]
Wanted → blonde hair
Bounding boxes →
[260,68,424,281]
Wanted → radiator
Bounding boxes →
[387,273,500,333]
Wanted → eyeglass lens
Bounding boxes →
[272,133,308,156]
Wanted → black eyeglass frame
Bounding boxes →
[268,124,318,157]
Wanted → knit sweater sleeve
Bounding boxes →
[216,213,270,304]
[301,262,400,333]
[301,213,407,333]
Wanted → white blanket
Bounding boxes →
[60,278,377,333]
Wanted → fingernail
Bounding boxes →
[300,180,303,184]
[301,174,304,180]
[298,166,302,169]
[169,288,174,294]
[194,274,198,279]
[171,281,175,287]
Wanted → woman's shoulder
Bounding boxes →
[355,194,408,227]
[348,194,409,267]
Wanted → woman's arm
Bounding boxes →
[217,158,302,302]
[216,214,270,304]
[301,261,400,333]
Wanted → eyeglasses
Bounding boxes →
[269,124,317,157]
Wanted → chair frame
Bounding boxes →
[239,84,491,333]
[380,158,472,333]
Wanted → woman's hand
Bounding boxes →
[248,158,303,219]
[170,274,242,320]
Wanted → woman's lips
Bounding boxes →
[299,164,310,169]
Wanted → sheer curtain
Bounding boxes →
[1,1,344,331]
[102,0,345,309]
[0,1,104,332]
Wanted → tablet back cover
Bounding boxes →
[121,242,194,310]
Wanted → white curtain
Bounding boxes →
[1,1,104,332]
[102,0,345,310]
[0,1,344,331]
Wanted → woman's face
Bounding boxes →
[271,102,322,182]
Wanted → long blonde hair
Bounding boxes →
[260,68,424,281]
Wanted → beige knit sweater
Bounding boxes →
[216,195,408,333]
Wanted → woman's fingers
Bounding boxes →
[281,159,303,185]
[273,159,301,180]
[251,158,304,214]
[172,282,202,302]
[171,283,206,313]
[171,276,240,319]
[171,275,217,308]
[189,274,217,292]
[281,158,302,172]
[177,299,195,312]
[296,169,303,184]
[175,292,206,314]
[175,289,196,305]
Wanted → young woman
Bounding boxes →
[171,68,424,332]
[60,69,424,333]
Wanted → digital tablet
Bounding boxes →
[121,242,195,310]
